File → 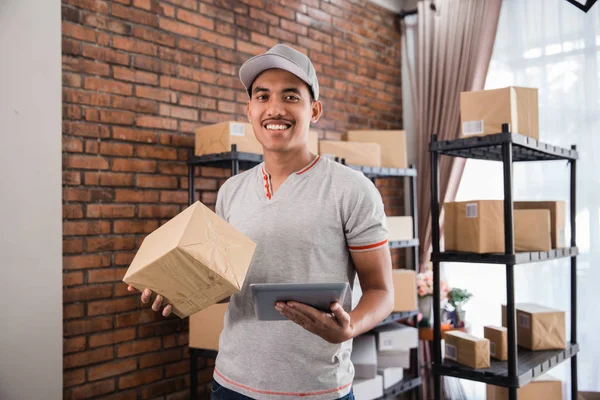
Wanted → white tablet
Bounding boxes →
[250,282,350,321]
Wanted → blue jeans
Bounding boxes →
[210,380,355,400]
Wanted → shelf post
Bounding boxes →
[231,144,240,175]
[430,134,442,400]
[410,164,420,272]
[570,144,578,399]
[190,348,198,400]
[501,124,518,400]
[188,148,194,205]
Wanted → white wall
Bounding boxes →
[0,0,63,399]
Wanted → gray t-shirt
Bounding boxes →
[213,155,388,400]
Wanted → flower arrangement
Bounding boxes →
[416,270,449,298]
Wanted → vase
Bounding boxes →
[419,295,433,321]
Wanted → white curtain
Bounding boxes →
[446,0,600,398]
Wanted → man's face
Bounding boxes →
[247,68,322,154]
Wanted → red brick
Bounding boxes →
[112,159,157,173]
[132,26,176,47]
[88,359,137,382]
[165,360,188,377]
[64,254,112,270]
[158,17,198,37]
[265,2,294,19]
[112,128,156,144]
[158,133,194,147]
[63,154,109,170]
[62,38,81,56]
[64,121,111,139]
[135,85,177,103]
[235,14,268,34]
[63,0,108,13]
[157,162,187,176]
[139,348,182,368]
[163,332,188,348]
[320,2,344,17]
[136,174,179,189]
[63,21,96,42]
[89,328,136,347]
[115,189,160,203]
[88,267,130,284]
[115,309,162,328]
[84,171,134,186]
[115,251,137,265]
[298,36,323,52]
[200,111,234,124]
[140,377,185,399]
[134,145,178,160]
[158,104,198,121]
[177,9,214,29]
[200,84,235,100]
[63,104,82,119]
[201,191,217,204]
[199,3,234,23]
[86,109,134,125]
[81,44,129,65]
[236,40,267,56]
[64,336,86,354]
[64,204,84,219]
[113,67,158,85]
[117,338,161,357]
[112,96,159,114]
[64,379,115,400]
[114,220,159,234]
[138,205,180,219]
[112,35,157,56]
[119,367,164,389]
[63,73,82,88]
[101,142,135,157]
[199,30,235,49]
[111,3,157,26]
[160,190,188,204]
[64,284,113,303]
[133,55,177,75]
[280,18,307,35]
[159,76,199,94]
[86,236,137,252]
[64,271,84,286]
[88,296,138,316]
[179,94,217,110]
[63,89,111,107]
[84,77,132,96]
[178,66,214,84]
[63,171,82,186]
[136,116,178,131]
[64,368,86,388]
[63,220,111,236]
[63,238,84,254]
[64,346,114,369]
[81,13,130,35]
[215,20,234,36]
[64,303,85,320]
[63,137,84,153]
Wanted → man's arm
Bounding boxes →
[347,245,394,337]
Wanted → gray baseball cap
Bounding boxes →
[239,43,319,100]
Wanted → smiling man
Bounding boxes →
[131,44,394,400]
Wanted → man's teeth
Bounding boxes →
[265,124,289,130]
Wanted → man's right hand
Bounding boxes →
[127,286,173,317]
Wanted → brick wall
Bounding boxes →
[61,0,403,398]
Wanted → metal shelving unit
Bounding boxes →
[428,125,579,400]
[187,146,422,399]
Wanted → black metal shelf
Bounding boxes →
[432,247,578,265]
[389,239,419,249]
[429,132,578,162]
[188,150,263,170]
[381,376,422,399]
[377,310,419,327]
[189,348,217,359]
[434,343,579,388]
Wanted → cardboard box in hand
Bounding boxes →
[123,201,256,318]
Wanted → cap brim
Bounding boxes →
[239,53,312,95]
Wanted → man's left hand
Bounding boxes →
[275,301,355,344]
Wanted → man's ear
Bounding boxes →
[311,100,323,123]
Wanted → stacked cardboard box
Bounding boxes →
[444,331,490,369]
[501,303,566,350]
[487,375,563,399]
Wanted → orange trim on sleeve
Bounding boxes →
[214,368,352,397]
[348,239,388,251]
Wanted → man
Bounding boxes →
[129,44,394,400]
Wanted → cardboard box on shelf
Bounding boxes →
[353,375,384,400]
[122,201,256,318]
[377,349,411,369]
[459,86,539,139]
[319,140,381,167]
[373,324,419,351]
[487,375,563,400]
[391,269,417,312]
[444,201,552,253]
[386,216,414,242]
[345,130,408,169]
[377,368,404,390]
[484,325,508,361]
[444,331,490,369]
[351,334,378,379]
[501,303,566,351]
[195,121,263,156]
[514,201,566,248]
[189,303,228,350]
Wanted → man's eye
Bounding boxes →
[256,95,267,100]
[286,96,299,101]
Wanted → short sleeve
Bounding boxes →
[343,174,388,252]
